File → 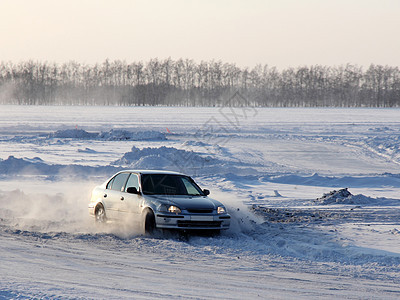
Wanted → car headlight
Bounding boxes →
[217,206,226,214]
[168,205,181,214]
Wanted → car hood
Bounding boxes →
[144,194,223,210]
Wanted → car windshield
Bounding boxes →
[141,174,204,196]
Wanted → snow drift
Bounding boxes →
[48,129,98,139]
[0,156,117,177]
[111,145,216,175]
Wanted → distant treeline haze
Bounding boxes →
[0,59,399,107]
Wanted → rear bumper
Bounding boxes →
[88,203,95,216]
[155,213,230,230]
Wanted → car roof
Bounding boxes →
[120,170,185,176]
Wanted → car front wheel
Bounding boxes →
[143,209,156,235]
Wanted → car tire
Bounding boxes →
[143,209,156,235]
[95,204,106,223]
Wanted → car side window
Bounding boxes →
[125,173,139,192]
[110,173,130,192]
[106,177,115,190]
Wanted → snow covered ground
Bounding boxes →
[1,105,400,299]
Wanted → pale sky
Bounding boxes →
[1,0,399,68]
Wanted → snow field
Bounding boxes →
[1,105,400,298]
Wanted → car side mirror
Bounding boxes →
[127,187,140,194]
[203,189,210,196]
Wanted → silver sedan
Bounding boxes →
[88,170,231,234]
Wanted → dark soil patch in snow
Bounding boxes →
[314,188,386,205]
[251,205,400,225]
[251,206,345,224]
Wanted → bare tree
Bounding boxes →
[0,59,399,107]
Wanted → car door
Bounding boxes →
[103,172,130,219]
[118,173,142,217]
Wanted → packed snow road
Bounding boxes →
[2,226,400,299]
[1,105,400,299]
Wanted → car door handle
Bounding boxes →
[120,196,124,201]
[104,194,107,198]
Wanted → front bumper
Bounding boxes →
[155,213,231,230]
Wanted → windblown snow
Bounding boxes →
[1,105,400,299]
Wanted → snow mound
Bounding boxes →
[181,140,227,155]
[0,156,52,175]
[181,140,209,147]
[314,188,379,205]
[112,146,258,175]
[98,129,166,141]
[112,146,215,173]
[22,157,44,163]
[48,129,98,139]
[0,156,116,177]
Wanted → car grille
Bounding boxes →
[177,221,222,228]
[187,209,214,214]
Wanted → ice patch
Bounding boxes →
[46,128,166,141]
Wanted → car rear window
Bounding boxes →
[109,173,130,192]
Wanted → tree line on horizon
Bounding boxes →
[0,58,399,107]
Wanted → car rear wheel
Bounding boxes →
[95,204,106,223]
[143,209,156,235]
